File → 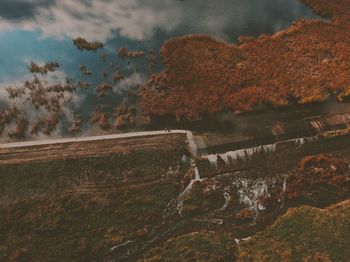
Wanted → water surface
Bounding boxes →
[0,0,319,138]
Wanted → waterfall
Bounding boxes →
[204,135,318,167]
[205,142,277,167]
[280,176,287,209]
[177,176,206,216]
[194,166,201,180]
[219,191,231,211]
[161,131,205,217]
[186,131,199,157]
[295,136,315,147]
[207,154,218,167]
[186,131,201,180]
[177,152,205,216]
[296,137,306,145]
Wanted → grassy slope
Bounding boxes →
[0,135,188,261]
[142,231,236,262]
[238,200,350,261]
[141,200,350,262]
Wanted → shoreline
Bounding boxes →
[139,0,350,121]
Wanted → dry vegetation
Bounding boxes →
[1,49,142,139]
[96,83,113,98]
[1,1,350,260]
[138,0,350,121]
[142,231,236,261]
[1,33,147,140]
[80,64,92,76]
[1,136,349,260]
[0,76,76,138]
[112,67,124,83]
[0,134,189,261]
[114,102,137,129]
[91,109,111,130]
[237,199,350,261]
[73,37,103,51]
[139,150,350,261]
[118,47,144,60]
[285,154,350,206]
[28,61,59,74]
[68,115,82,134]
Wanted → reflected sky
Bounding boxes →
[0,0,319,83]
[0,0,319,138]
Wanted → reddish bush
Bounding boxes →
[138,1,350,121]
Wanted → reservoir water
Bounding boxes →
[0,0,319,139]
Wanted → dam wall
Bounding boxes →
[196,112,350,177]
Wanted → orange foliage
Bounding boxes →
[138,0,350,121]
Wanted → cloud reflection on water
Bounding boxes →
[0,0,320,139]
[0,0,318,42]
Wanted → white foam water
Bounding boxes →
[233,178,269,212]
[295,136,316,147]
[280,175,288,209]
[235,236,252,245]
[186,131,199,157]
[219,191,231,211]
[207,154,218,167]
[110,240,134,252]
[204,136,317,167]
[205,143,277,167]
[177,176,206,216]
[167,131,204,217]
[176,158,204,216]
[194,166,200,180]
